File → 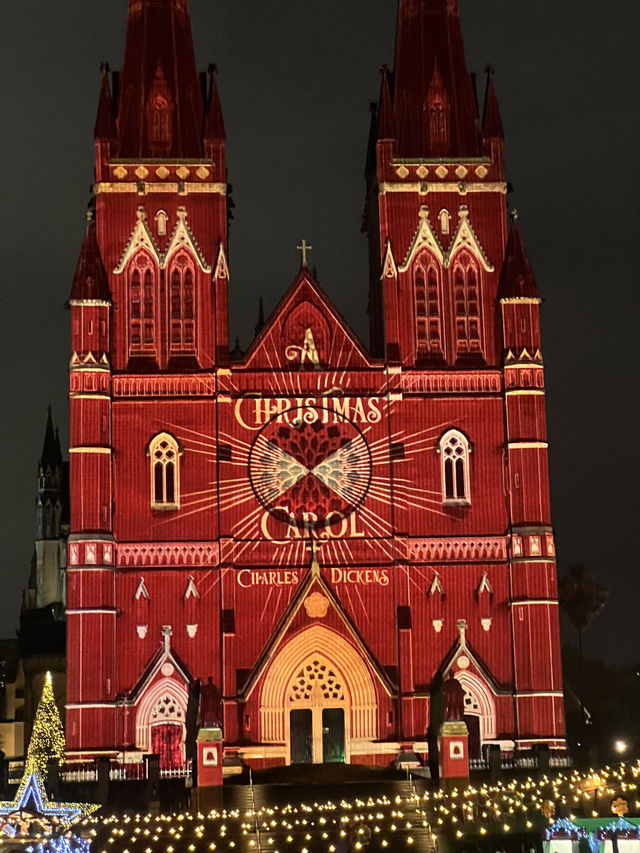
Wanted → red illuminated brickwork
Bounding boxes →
[66,0,565,769]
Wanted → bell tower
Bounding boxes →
[66,0,228,756]
[92,0,229,371]
[364,0,564,750]
[364,0,507,366]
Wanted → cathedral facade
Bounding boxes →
[66,0,565,770]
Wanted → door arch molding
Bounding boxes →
[259,625,378,747]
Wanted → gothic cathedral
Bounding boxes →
[66,0,565,770]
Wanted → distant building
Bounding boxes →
[0,410,67,760]
[66,0,565,771]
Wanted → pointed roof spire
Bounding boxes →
[40,407,62,472]
[377,65,396,140]
[254,297,265,338]
[482,66,504,139]
[69,213,111,303]
[94,63,117,141]
[498,215,541,301]
[393,0,479,156]
[117,0,204,157]
[230,336,243,360]
[203,64,226,142]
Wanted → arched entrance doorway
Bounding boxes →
[454,670,497,759]
[136,677,188,770]
[287,656,348,764]
[259,625,378,765]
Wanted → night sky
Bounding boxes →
[0,1,638,664]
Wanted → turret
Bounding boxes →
[499,215,542,358]
[66,213,116,733]
[69,212,111,363]
[499,217,561,723]
[68,210,112,537]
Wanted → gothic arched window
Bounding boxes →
[414,257,442,359]
[168,253,196,353]
[452,251,483,356]
[439,429,471,504]
[149,433,181,509]
[129,257,156,355]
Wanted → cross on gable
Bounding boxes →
[297,239,313,267]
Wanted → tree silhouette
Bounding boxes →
[558,564,607,736]
[558,564,607,659]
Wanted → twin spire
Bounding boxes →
[95,0,224,159]
[97,0,497,161]
[380,0,503,157]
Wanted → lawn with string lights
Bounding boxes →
[73,761,640,853]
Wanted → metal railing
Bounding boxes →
[61,762,98,783]
[109,761,148,781]
[7,761,24,785]
[159,761,192,779]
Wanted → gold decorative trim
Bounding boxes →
[500,297,542,304]
[118,542,220,568]
[114,206,211,274]
[404,537,508,563]
[447,206,495,272]
[69,393,112,400]
[112,374,215,397]
[69,446,112,454]
[95,182,227,195]
[379,181,507,195]
[507,441,549,449]
[399,206,445,270]
[401,371,502,394]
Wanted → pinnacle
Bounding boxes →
[94,63,117,141]
[377,66,396,141]
[204,65,226,142]
[498,218,540,301]
[69,217,111,303]
[482,68,504,139]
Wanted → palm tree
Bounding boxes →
[558,564,607,660]
[558,564,607,735]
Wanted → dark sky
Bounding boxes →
[0,1,638,663]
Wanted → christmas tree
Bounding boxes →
[25,672,65,775]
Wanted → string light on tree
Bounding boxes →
[25,672,65,776]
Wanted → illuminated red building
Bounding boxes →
[66,0,565,770]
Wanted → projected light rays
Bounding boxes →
[153,408,458,553]
[246,408,373,530]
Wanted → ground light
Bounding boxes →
[68,760,640,853]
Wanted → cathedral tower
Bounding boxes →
[66,0,564,769]
[364,0,563,752]
[66,0,228,756]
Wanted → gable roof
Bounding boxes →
[241,551,394,699]
[239,268,376,371]
[128,634,194,703]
